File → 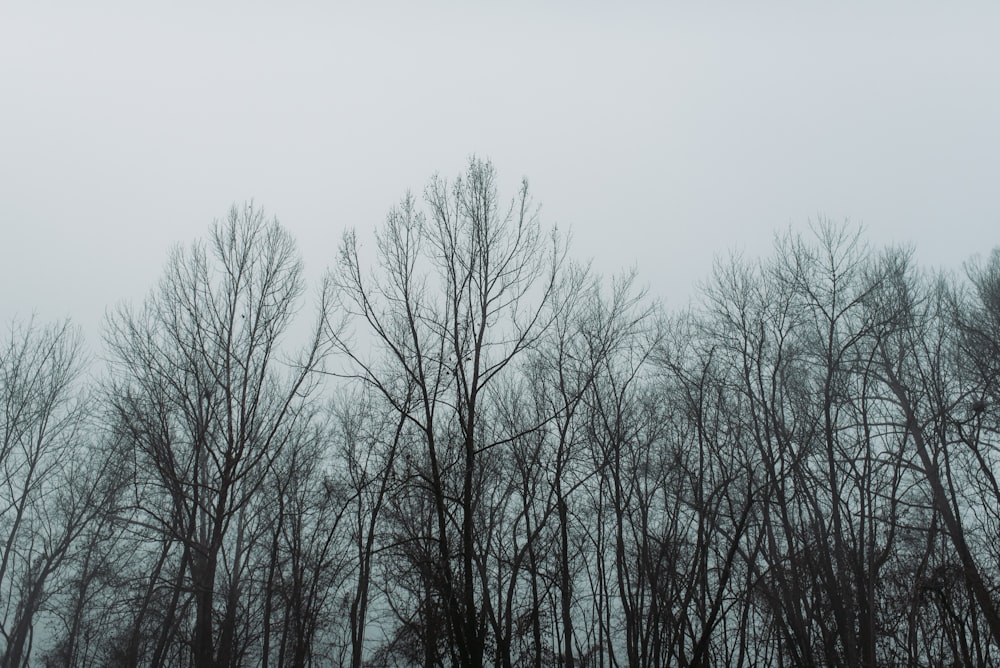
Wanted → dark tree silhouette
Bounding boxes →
[105,203,330,667]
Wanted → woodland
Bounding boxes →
[4,158,1000,667]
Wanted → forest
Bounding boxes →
[3,157,1000,667]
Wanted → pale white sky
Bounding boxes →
[3,2,999,343]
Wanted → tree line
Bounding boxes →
[3,157,1000,666]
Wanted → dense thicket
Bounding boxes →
[3,158,1000,667]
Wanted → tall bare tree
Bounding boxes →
[105,203,330,667]
[0,318,131,667]
[872,249,1000,652]
[330,157,564,667]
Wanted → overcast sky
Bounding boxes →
[3,2,999,344]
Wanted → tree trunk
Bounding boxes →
[191,545,220,668]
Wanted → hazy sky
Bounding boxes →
[3,2,999,343]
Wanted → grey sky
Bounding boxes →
[3,2,999,343]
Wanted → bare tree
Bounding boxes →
[329,157,565,667]
[260,412,352,668]
[0,318,117,667]
[691,224,926,666]
[105,203,330,667]
[872,248,1000,651]
[327,387,407,668]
